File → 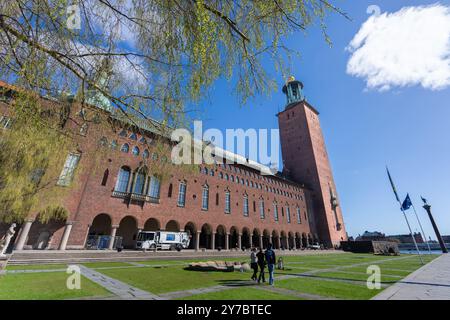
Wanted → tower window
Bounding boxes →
[177,182,187,207]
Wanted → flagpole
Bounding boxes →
[411,202,432,254]
[386,167,424,265]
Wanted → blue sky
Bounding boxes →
[195,0,450,239]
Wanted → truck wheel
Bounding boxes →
[176,244,182,252]
[150,244,156,251]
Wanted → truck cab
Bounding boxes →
[136,231,190,251]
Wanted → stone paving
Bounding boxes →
[372,254,450,300]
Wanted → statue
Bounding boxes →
[0,223,17,257]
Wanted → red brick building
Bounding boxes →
[0,76,347,251]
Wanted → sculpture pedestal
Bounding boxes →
[0,255,10,275]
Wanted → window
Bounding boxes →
[57,153,80,186]
[132,146,140,156]
[139,137,147,144]
[259,199,265,219]
[152,152,158,161]
[273,203,279,222]
[143,149,149,159]
[177,182,187,207]
[296,207,302,224]
[225,174,229,181]
[243,194,249,217]
[168,183,173,198]
[209,170,214,176]
[219,172,223,179]
[80,123,89,136]
[225,191,231,214]
[121,143,129,153]
[230,175,234,182]
[101,169,109,186]
[148,176,161,199]
[115,167,130,192]
[99,137,108,147]
[215,193,219,206]
[111,140,118,150]
[202,185,209,210]
[129,133,138,140]
[286,206,291,223]
[119,129,127,137]
[133,172,146,194]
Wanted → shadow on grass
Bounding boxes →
[279,272,398,285]
[216,279,259,287]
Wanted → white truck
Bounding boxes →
[136,231,190,251]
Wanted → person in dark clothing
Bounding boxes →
[265,243,276,285]
[256,247,266,283]
[250,248,258,281]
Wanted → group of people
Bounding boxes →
[249,244,277,285]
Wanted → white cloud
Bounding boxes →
[346,4,450,91]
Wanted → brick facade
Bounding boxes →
[0,78,345,250]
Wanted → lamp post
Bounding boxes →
[421,197,448,254]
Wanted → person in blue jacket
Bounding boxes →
[265,243,276,285]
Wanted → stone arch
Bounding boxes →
[280,231,288,250]
[215,225,227,250]
[143,218,160,231]
[288,231,295,250]
[27,217,66,250]
[117,216,138,249]
[200,223,212,249]
[295,232,302,249]
[229,226,239,249]
[88,213,112,236]
[272,230,280,249]
[184,221,196,249]
[302,232,308,248]
[165,220,180,232]
[241,227,251,250]
[252,228,261,248]
[263,229,271,249]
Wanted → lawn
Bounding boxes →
[0,272,111,300]
[0,253,439,300]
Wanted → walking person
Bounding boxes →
[265,243,276,285]
[250,248,258,281]
[256,247,266,283]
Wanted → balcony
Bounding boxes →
[112,190,159,204]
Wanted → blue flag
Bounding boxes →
[402,194,412,211]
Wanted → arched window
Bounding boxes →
[132,146,140,156]
[115,167,130,192]
[148,175,161,199]
[101,169,109,186]
[133,171,145,194]
[224,190,231,214]
[111,140,118,150]
[273,202,279,222]
[121,143,129,153]
[296,207,302,224]
[119,129,127,137]
[202,185,209,210]
[259,199,265,219]
[152,152,158,161]
[215,192,219,206]
[243,194,249,217]
[209,170,214,176]
[129,133,138,140]
[177,182,187,207]
[99,137,108,147]
[286,206,291,223]
[225,174,229,181]
[203,167,208,175]
[139,136,147,144]
[230,175,234,182]
[143,149,149,159]
[219,172,223,179]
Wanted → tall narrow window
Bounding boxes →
[296,207,302,224]
[202,185,209,210]
[132,146,140,156]
[57,153,81,186]
[225,191,231,214]
[215,193,219,206]
[177,182,187,207]
[133,172,145,194]
[101,169,109,186]
[115,167,130,192]
[259,199,265,219]
[273,203,279,222]
[286,206,291,223]
[243,194,249,217]
[148,176,161,199]
[121,143,129,153]
[168,183,173,198]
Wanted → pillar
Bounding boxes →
[211,232,216,250]
[225,233,229,250]
[196,231,201,251]
[269,235,273,248]
[277,236,281,250]
[299,237,303,249]
[238,233,242,250]
[259,235,263,249]
[109,225,119,250]
[58,221,73,250]
[15,220,33,250]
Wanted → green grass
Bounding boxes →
[100,265,252,294]
[6,264,67,270]
[0,272,111,300]
[179,287,302,300]
[1,253,439,300]
[276,277,381,300]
